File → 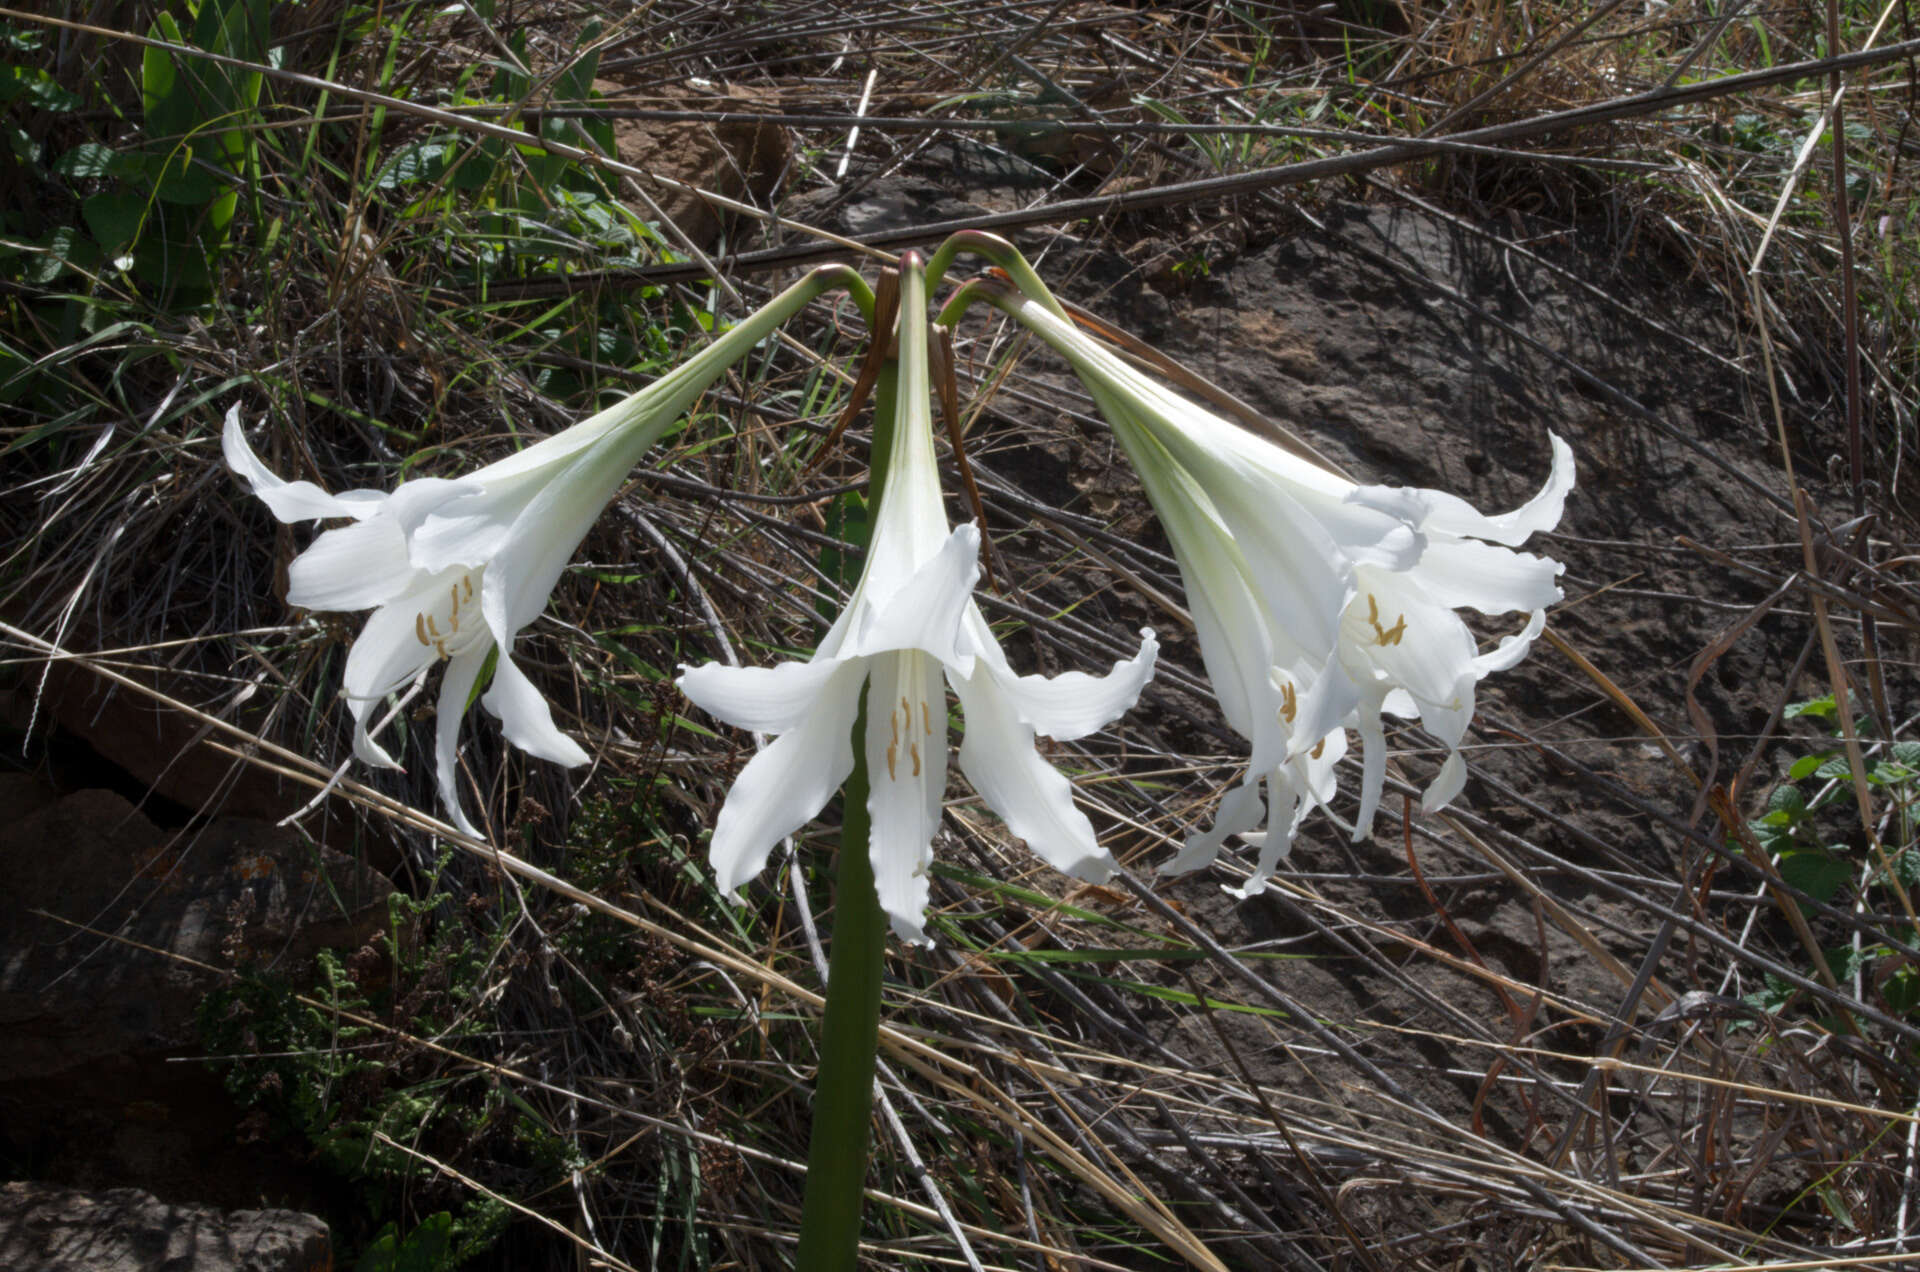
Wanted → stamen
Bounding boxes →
[1279,681,1297,724]
[462,575,473,602]
[910,742,921,777]
[415,614,430,646]
[426,615,442,638]
[1364,593,1408,647]
[433,640,449,658]
[886,742,898,782]
[1310,740,1326,760]
[890,709,899,749]
[921,700,931,734]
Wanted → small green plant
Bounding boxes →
[196,862,517,1269]
[1743,697,1920,1023]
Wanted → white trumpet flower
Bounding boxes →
[226,272,845,835]
[677,264,1158,943]
[1001,294,1572,893]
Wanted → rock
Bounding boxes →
[3,657,307,825]
[594,80,790,248]
[0,1180,331,1272]
[0,782,391,1204]
[0,786,390,1079]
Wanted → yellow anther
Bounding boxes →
[1310,739,1326,760]
[886,742,898,782]
[1279,681,1298,724]
[415,613,430,646]
[889,710,899,748]
[1364,593,1407,647]
[910,742,922,777]
[461,575,473,602]
[426,615,441,638]
[921,700,931,735]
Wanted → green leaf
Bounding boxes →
[1777,847,1853,905]
[1784,695,1836,720]
[81,190,147,254]
[1814,756,1852,782]
[1871,848,1920,892]
[372,138,450,189]
[12,225,88,285]
[1821,943,1874,983]
[1881,964,1920,1017]
[1787,752,1828,781]
[816,491,870,619]
[0,63,84,111]
[148,149,228,205]
[1766,784,1806,818]
[53,142,121,179]
[141,12,184,125]
[355,1212,454,1272]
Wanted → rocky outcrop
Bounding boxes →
[0,1181,331,1272]
[593,80,790,248]
[0,781,390,1205]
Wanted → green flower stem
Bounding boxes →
[793,688,882,1272]
[793,278,903,1271]
[924,231,1068,322]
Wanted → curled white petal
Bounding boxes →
[855,524,982,673]
[1404,433,1576,547]
[222,406,385,523]
[483,656,589,768]
[435,647,490,837]
[952,660,1115,885]
[678,656,856,735]
[973,623,1159,742]
[704,660,866,895]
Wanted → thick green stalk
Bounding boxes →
[793,262,915,1270]
[793,689,882,1271]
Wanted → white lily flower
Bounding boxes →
[677,262,1158,943]
[1001,295,1572,893]
[226,272,845,835]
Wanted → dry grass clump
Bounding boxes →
[3,1,1919,1268]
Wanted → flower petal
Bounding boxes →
[341,596,441,769]
[481,654,589,768]
[678,655,855,735]
[1162,777,1265,875]
[1413,433,1575,546]
[865,652,948,945]
[479,429,649,642]
[854,523,981,673]
[222,406,386,523]
[1411,538,1564,616]
[1350,693,1391,841]
[434,645,490,838]
[286,517,419,612]
[973,623,1158,742]
[1342,580,1478,709]
[952,663,1116,886]
[705,660,866,895]
[1473,609,1548,675]
[1421,749,1468,813]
